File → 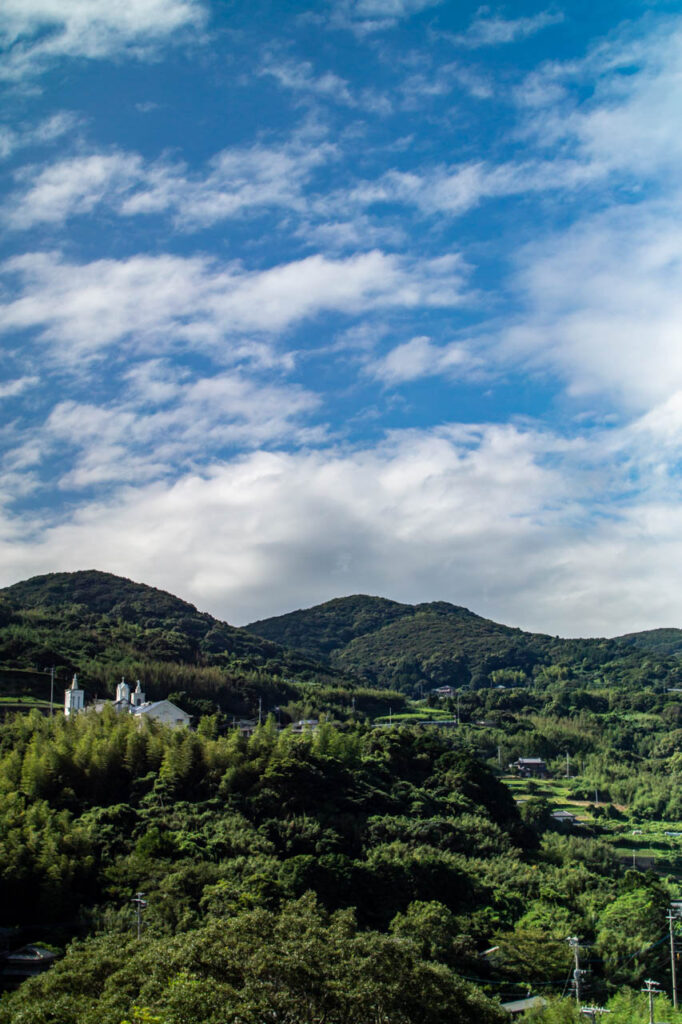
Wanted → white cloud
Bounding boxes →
[0,376,39,399]
[454,9,564,48]
[40,368,323,488]
[260,59,356,106]
[341,157,599,219]
[0,0,206,79]
[368,335,476,384]
[500,195,682,411]
[518,18,682,181]
[0,249,469,360]
[331,0,443,34]
[0,112,79,162]
[4,418,682,636]
[7,152,143,229]
[4,138,334,230]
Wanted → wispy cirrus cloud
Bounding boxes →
[0,249,469,360]
[0,376,39,399]
[453,8,564,49]
[39,368,323,489]
[0,0,207,80]
[330,0,443,35]
[0,112,79,161]
[367,335,478,384]
[4,138,334,230]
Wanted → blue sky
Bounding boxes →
[2,0,682,635]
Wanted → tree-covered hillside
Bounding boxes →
[0,572,371,720]
[247,596,682,693]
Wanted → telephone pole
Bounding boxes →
[49,665,55,716]
[668,902,682,1009]
[580,1007,610,1023]
[568,937,586,1005]
[642,979,661,1024]
[131,892,147,939]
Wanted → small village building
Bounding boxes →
[0,945,58,986]
[551,809,578,828]
[509,757,548,778]
[501,996,547,1016]
[291,718,319,734]
[232,718,258,738]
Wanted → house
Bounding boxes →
[501,996,547,1015]
[291,718,319,734]
[509,757,548,778]
[66,676,191,729]
[551,809,578,828]
[0,945,59,986]
[232,718,258,738]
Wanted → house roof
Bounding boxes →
[132,700,189,718]
[501,996,547,1014]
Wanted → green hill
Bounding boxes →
[0,571,355,716]
[247,596,682,693]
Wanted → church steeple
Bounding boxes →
[115,677,130,704]
[64,674,84,717]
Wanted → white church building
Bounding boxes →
[64,675,191,729]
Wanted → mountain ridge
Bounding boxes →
[3,571,682,698]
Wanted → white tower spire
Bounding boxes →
[64,674,84,717]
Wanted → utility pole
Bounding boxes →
[131,892,147,939]
[642,979,661,1024]
[498,745,502,768]
[580,1008,610,1023]
[50,665,55,717]
[668,903,682,1009]
[568,937,586,1005]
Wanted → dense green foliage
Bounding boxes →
[5,573,682,1022]
[0,571,346,684]
[247,594,682,692]
[0,573,397,720]
[1,704,681,1023]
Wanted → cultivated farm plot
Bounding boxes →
[503,774,682,876]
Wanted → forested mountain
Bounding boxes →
[247,596,682,692]
[0,570,319,673]
[0,572,376,721]
[3,572,682,713]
